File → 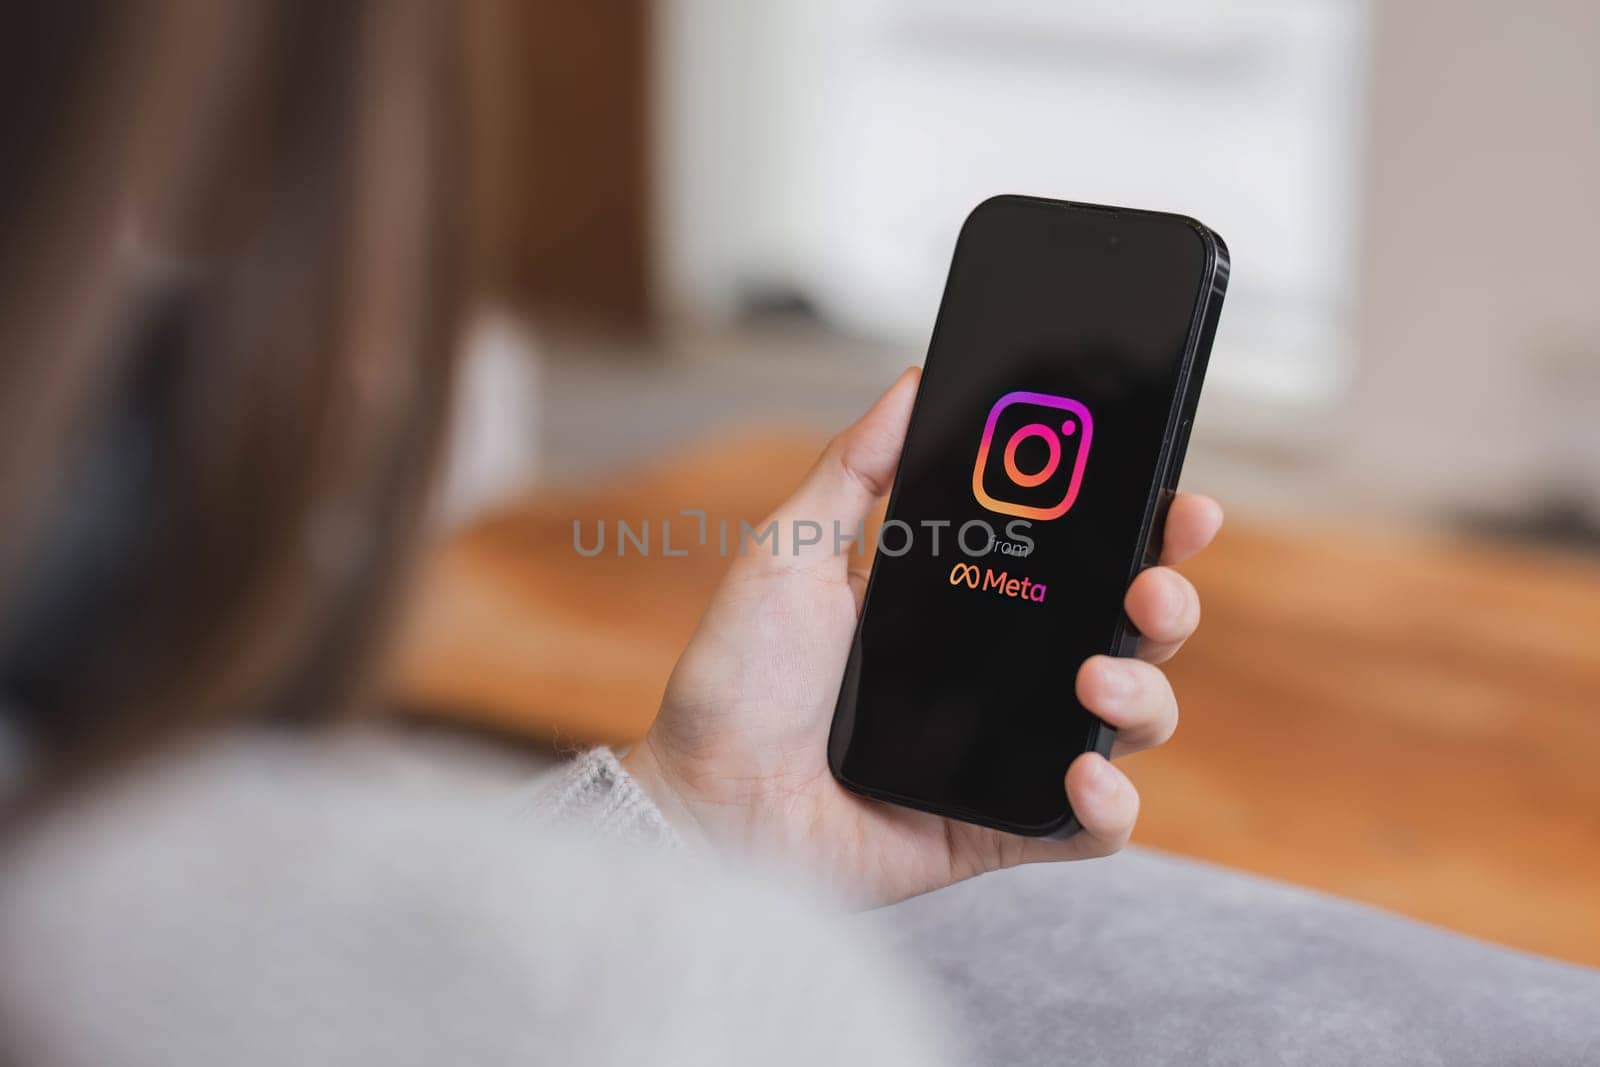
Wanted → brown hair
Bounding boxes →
[0,1,461,813]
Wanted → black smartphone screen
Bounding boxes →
[829,195,1225,834]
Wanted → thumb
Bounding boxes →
[773,367,919,563]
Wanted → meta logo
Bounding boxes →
[972,390,1094,521]
[948,561,1047,603]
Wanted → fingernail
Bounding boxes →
[1086,756,1121,801]
[1098,659,1134,706]
[1162,574,1187,626]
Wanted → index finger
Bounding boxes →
[1159,493,1223,565]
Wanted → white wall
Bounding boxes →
[1344,0,1600,516]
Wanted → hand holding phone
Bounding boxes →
[623,196,1226,900]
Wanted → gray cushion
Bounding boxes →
[882,847,1600,1066]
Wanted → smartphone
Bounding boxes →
[828,195,1229,837]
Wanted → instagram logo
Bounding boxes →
[972,390,1094,521]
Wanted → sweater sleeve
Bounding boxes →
[524,747,679,849]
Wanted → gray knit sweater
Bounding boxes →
[530,746,679,847]
[0,734,948,1066]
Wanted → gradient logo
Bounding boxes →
[948,561,1047,603]
[972,390,1094,521]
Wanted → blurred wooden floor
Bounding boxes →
[388,431,1600,967]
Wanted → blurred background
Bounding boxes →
[385,0,1600,966]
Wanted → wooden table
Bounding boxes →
[387,431,1600,967]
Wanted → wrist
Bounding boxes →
[620,735,712,849]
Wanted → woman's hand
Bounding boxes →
[623,368,1223,906]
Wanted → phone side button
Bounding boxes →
[1168,418,1194,487]
[1142,486,1179,568]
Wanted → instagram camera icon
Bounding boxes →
[972,391,1094,520]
